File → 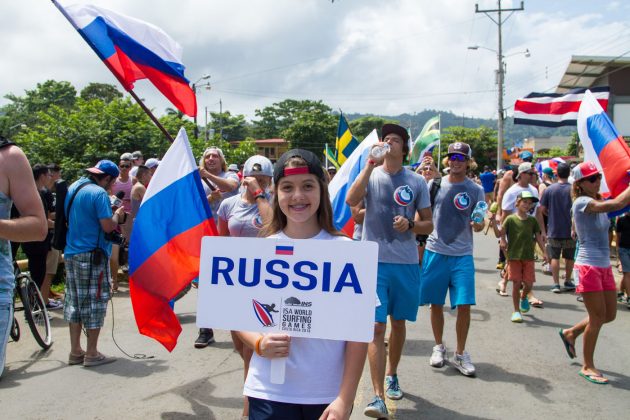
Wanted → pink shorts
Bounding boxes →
[507,260,535,283]
[574,264,616,293]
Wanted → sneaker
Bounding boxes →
[385,375,403,400]
[563,281,576,291]
[364,396,389,419]
[46,299,63,310]
[542,262,552,275]
[519,297,530,313]
[626,297,630,309]
[618,292,625,303]
[194,328,215,348]
[496,261,505,270]
[511,312,523,323]
[452,351,476,377]
[576,295,584,302]
[430,344,446,368]
[550,284,561,293]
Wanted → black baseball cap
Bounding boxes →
[274,149,325,184]
[381,124,410,142]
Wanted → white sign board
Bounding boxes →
[197,236,378,343]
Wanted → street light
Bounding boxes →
[468,45,530,170]
[192,75,211,139]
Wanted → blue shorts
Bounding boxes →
[619,247,630,273]
[375,263,421,323]
[248,397,328,420]
[419,250,476,309]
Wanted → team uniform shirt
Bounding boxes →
[503,215,540,260]
[479,171,496,194]
[244,229,351,405]
[217,194,265,238]
[502,183,539,214]
[64,177,114,257]
[361,167,430,263]
[111,177,133,212]
[202,171,240,220]
[540,182,572,239]
[572,196,611,268]
[0,192,13,304]
[426,177,485,256]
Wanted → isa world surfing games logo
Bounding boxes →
[453,192,471,210]
[253,299,279,327]
[393,185,414,206]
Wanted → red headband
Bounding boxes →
[283,167,310,176]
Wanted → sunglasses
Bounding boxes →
[448,154,467,162]
[583,173,602,183]
[120,164,131,169]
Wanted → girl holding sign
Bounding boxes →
[217,155,273,419]
[237,149,367,420]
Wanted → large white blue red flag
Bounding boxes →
[328,130,379,237]
[578,89,630,202]
[129,128,216,351]
[53,1,197,117]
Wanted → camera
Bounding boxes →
[104,230,126,246]
[416,234,429,246]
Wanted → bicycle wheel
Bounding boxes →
[18,274,53,349]
[10,316,20,342]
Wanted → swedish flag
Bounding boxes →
[335,113,360,165]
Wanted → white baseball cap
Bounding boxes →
[243,155,273,177]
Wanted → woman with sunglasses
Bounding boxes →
[559,162,630,384]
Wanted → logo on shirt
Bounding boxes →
[252,214,263,229]
[393,185,414,206]
[252,299,278,327]
[453,192,471,210]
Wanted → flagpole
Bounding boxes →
[437,114,442,173]
[52,0,175,143]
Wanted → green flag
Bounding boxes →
[410,116,440,164]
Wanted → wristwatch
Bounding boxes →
[407,218,415,230]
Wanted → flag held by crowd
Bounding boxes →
[410,116,440,164]
[52,1,197,117]
[329,130,379,236]
[324,144,340,170]
[577,89,630,205]
[129,128,217,351]
[514,86,609,127]
[335,113,360,166]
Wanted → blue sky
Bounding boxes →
[1,0,629,123]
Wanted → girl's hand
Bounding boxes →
[243,176,261,195]
[259,334,291,358]
[319,397,352,420]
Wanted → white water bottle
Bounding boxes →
[471,201,488,224]
[370,143,390,159]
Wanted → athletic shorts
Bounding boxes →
[64,251,111,329]
[375,263,421,323]
[248,397,328,420]
[546,238,576,260]
[419,250,476,309]
[45,248,60,275]
[574,264,616,294]
[507,260,535,283]
[619,248,630,273]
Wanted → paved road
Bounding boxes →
[2,232,629,419]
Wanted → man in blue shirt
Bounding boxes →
[479,165,496,204]
[64,160,126,367]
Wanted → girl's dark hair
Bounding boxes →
[260,156,346,238]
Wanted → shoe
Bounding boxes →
[194,328,215,348]
[452,351,476,377]
[542,262,552,275]
[618,292,625,303]
[46,299,63,310]
[364,396,389,419]
[385,375,403,400]
[430,344,446,368]
[83,353,117,367]
[68,352,85,365]
[496,261,505,270]
[577,295,584,302]
[626,297,630,309]
[511,312,523,323]
[519,297,530,313]
[563,281,576,291]
[550,284,561,293]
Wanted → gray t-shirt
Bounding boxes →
[540,182,572,239]
[217,194,264,238]
[361,167,430,263]
[572,196,610,267]
[426,177,485,256]
[203,171,240,222]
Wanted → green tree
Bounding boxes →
[439,126,497,170]
[348,116,398,140]
[209,111,249,141]
[282,109,337,156]
[566,132,580,157]
[252,99,333,139]
[80,83,123,103]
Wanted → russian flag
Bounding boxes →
[578,89,630,210]
[55,1,196,117]
[328,129,379,237]
[275,244,294,256]
[129,128,217,351]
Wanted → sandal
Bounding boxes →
[496,281,508,297]
[68,352,86,365]
[528,298,543,308]
[579,371,609,385]
[558,329,576,359]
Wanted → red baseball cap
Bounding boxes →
[572,161,600,181]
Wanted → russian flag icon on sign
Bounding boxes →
[275,242,294,256]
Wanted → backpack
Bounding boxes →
[51,180,89,250]
[416,177,441,245]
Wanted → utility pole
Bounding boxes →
[219,99,223,140]
[204,106,209,141]
[475,1,524,171]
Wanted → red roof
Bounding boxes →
[255,138,287,144]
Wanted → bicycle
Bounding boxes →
[9,263,53,350]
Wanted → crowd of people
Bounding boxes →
[1,123,629,418]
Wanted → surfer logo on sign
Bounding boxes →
[253,299,279,327]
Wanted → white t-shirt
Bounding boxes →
[501,183,539,214]
[243,229,351,405]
